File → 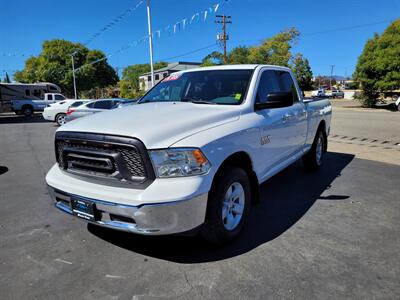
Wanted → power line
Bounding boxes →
[83,0,145,46]
[157,43,218,61]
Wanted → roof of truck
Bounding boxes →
[176,64,291,73]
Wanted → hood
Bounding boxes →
[58,102,240,149]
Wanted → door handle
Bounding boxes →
[282,113,293,122]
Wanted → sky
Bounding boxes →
[1,0,399,80]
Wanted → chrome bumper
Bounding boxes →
[48,186,208,235]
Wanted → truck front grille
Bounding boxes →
[55,132,155,187]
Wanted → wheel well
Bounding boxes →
[21,104,33,110]
[317,120,328,152]
[214,152,260,203]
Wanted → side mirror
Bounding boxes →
[255,92,294,110]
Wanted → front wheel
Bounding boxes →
[201,167,251,245]
[22,106,33,117]
[303,130,326,171]
[55,113,67,126]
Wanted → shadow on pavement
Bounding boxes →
[0,113,48,124]
[88,151,354,263]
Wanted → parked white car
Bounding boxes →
[42,99,90,126]
[46,65,332,244]
[311,89,326,98]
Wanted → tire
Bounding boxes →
[303,130,326,171]
[397,103,400,112]
[201,167,251,245]
[22,105,33,117]
[392,94,399,102]
[55,113,67,126]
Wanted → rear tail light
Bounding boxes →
[67,108,75,115]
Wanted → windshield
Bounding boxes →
[140,69,253,105]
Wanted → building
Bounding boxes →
[139,62,201,91]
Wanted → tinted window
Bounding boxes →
[94,100,113,109]
[70,101,83,108]
[25,89,30,96]
[47,94,53,100]
[155,74,159,80]
[86,102,95,108]
[55,94,65,100]
[147,76,151,81]
[34,90,41,97]
[255,70,281,104]
[163,73,168,78]
[277,71,299,102]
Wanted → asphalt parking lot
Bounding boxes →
[1,109,399,299]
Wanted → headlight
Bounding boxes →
[149,148,211,178]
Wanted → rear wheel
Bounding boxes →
[201,167,251,245]
[22,106,33,117]
[55,113,67,126]
[303,130,326,171]
[392,94,399,102]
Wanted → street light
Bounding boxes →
[147,0,155,88]
[71,51,78,99]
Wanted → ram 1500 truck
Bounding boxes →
[46,65,332,244]
[12,93,66,116]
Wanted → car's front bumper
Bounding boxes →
[47,185,208,235]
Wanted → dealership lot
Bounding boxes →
[0,108,399,299]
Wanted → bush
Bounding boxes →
[354,90,379,108]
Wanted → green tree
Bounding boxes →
[228,46,250,64]
[119,62,167,98]
[247,28,300,66]
[201,51,224,66]
[14,39,118,97]
[292,54,313,91]
[354,19,400,107]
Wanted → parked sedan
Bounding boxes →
[42,99,91,126]
[65,98,131,122]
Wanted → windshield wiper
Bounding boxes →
[181,98,217,105]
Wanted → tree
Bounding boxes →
[201,28,301,67]
[201,51,224,66]
[14,39,118,97]
[228,46,250,64]
[247,28,300,66]
[119,62,167,98]
[292,54,313,91]
[354,19,400,106]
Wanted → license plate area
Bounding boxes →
[71,198,96,221]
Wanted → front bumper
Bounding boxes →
[48,185,208,235]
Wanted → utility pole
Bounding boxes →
[215,15,231,64]
[71,52,77,99]
[330,65,335,90]
[147,0,155,88]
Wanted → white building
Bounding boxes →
[139,62,201,91]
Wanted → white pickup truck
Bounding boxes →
[46,65,332,244]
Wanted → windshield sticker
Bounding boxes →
[163,74,182,82]
[235,93,242,100]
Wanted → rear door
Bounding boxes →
[276,71,307,154]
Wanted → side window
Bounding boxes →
[25,89,30,96]
[277,71,299,102]
[70,101,83,108]
[47,94,53,100]
[55,94,65,100]
[94,100,112,109]
[33,89,41,97]
[255,70,281,104]
[155,74,160,80]
[86,102,95,108]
